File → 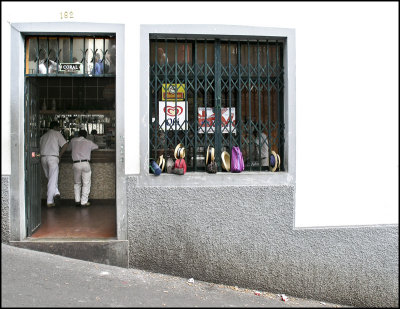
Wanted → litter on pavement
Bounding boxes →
[278,294,288,301]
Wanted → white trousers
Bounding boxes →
[72,162,92,204]
[41,156,60,204]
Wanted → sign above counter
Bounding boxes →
[59,63,83,74]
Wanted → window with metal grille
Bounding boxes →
[25,36,116,76]
[149,36,285,172]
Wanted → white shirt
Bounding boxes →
[40,129,67,156]
[67,136,99,161]
[39,62,47,74]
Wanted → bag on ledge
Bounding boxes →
[174,158,187,175]
[231,146,244,173]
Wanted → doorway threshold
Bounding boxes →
[24,237,118,242]
[9,238,128,268]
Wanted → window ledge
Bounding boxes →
[134,171,295,187]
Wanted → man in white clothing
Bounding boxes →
[40,121,68,207]
[67,130,99,207]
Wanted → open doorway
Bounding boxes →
[9,24,126,247]
[27,76,116,239]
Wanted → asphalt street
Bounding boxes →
[2,244,349,307]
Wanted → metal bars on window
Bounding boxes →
[150,36,285,172]
[25,36,116,77]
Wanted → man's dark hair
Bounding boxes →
[39,49,47,60]
[79,130,88,138]
[49,121,59,129]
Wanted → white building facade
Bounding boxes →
[2,3,398,307]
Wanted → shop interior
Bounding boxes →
[32,76,116,239]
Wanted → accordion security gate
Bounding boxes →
[149,36,285,172]
[25,78,42,236]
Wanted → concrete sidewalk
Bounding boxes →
[1,244,349,307]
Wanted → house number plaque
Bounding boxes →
[60,11,74,19]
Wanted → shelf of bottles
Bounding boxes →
[39,112,116,149]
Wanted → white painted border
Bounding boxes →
[138,25,296,187]
[9,22,127,241]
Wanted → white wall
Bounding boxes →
[2,2,398,227]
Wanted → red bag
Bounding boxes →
[174,158,187,174]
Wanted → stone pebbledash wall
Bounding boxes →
[126,177,398,308]
[1,176,11,243]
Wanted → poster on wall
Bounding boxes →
[198,107,236,133]
[159,101,187,130]
[162,84,185,101]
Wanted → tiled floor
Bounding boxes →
[32,199,117,239]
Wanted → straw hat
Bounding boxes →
[277,153,281,171]
[221,151,231,172]
[174,143,186,159]
[206,146,215,165]
[269,151,278,172]
[156,155,165,173]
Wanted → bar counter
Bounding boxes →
[60,149,116,164]
[41,149,116,200]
